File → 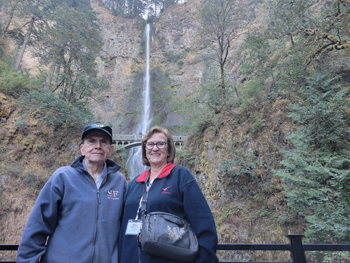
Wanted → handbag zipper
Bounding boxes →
[153,215,157,240]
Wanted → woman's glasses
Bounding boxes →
[145,142,167,149]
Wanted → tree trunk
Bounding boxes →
[14,0,39,72]
[53,63,61,83]
[220,65,226,107]
[266,70,275,93]
[62,56,74,102]
[0,0,21,44]
[14,17,34,72]
[234,86,239,98]
[45,60,56,89]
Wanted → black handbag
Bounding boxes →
[138,174,199,262]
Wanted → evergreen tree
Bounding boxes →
[109,0,127,15]
[146,0,179,21]
[37,2,108,104]
[125,0,146,17]
[163,0,177,9]
[274,72,350,248]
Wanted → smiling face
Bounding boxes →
[80,130,114,166]
[146,132,168,168]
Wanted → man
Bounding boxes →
[17,122,127,263]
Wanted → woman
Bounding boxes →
[119,126,218,263]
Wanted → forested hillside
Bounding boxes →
[0,0,349,262]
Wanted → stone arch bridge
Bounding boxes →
[113,134,187,150]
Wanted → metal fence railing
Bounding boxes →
[1,234,350,263]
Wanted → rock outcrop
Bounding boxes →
[91,0,205,134]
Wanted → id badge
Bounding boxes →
[125,219,142,235]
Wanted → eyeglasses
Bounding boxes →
[145,142,167,149]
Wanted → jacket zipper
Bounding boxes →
[79,166,112,263]
[92,189,100,263]
[153,215,157,240]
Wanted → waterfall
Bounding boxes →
[142,24,151,131]
[125,24,152,180]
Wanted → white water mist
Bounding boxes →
[125,24,152,180]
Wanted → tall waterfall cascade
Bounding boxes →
[125,24,152,180]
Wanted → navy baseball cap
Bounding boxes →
[81,122,113,142]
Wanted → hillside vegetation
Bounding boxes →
[173,0,350,261]
[0,0,349,262]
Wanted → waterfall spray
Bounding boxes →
[125,24,152,180]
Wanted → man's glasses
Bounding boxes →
[145,142,167,149]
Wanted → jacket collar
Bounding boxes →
[71,155,121,174]
[136,162,175,182]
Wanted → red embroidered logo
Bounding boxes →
[161,186,172,194]
[107,190,119,200]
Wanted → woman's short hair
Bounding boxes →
[141,126,176,166]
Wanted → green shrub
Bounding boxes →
[167,50,187,63]
[177,59,184,69]
[176,149,195,166]
[0,68,28,98]
[252,117,263,134]
[219,147,259,177]
[17,90,93,127]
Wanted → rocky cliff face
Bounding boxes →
[91,0,205,134]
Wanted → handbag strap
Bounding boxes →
[140,171,150,220]
[139,171,151,263]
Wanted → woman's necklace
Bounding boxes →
[147,170,160,189]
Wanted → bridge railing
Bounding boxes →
[114,134,141,141]
[173,136,187,141]
[1,234,350,263]
[113,135,187,142]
